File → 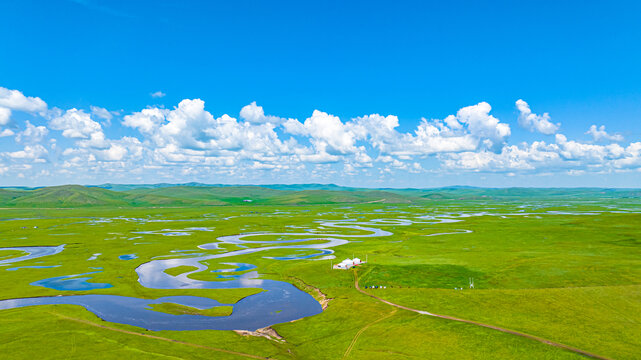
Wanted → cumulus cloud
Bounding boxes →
[122,107,167,134]
[61,136,143,166]
[554,133,625,162]
[383,102,510,156]
[348,114,400,153]
[50,109,103,139]
[77,131,110,149]
[282,118,307,135]
[611,142,641,169]
[96,138,140,161]
[442,134,638,173]
[400,119,478,155]
[458,102,511,146]
[299,152,341,163]
[239,101,289,125]
[16,121,48,143]
[5,144,48,161]
[284,110,358,155]
[156,99,215,149]
[442,142,561,171]
[151,91,166,98]
[0,107,11,125]
[90,106,117,127]
[516,99,559,135]
[123,99,299,169]
[3,84,641,182]
[0,87,47,113]
[0,86,47,135]
[586,125,623,142]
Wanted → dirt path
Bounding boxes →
[353,270,611,360]
[51,312,271,360]
[342,308,397,359]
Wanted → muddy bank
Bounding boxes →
[287,276,332,310]
[235,326,285,342]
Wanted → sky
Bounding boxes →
[1,0,641,188]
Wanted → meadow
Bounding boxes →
[0,185,639,359]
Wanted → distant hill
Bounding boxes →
[93,183,355,192]
[0,185,215,208]
[259,184,354,191]
[0,184,416,207]
[123,186,412,205]
[387,187,641,200]
[0,184,638,208]
[5,185,130,207]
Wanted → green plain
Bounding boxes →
[0,185,639,359]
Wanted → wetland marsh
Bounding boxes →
[0,189,640,359]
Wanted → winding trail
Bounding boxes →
[342,308,397,359]
[353,270,611,360]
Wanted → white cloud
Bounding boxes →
[441,134,638,173]
[123,99,300,169]
[516,99,559,135]
[90,106,116,127]
[16,121,48,143]
[97,144,127,161]
[5,144,48,161]
[401,120,478,155]
[442,142,561,171]
[239,101,288,124]
[554,133,624,162]
[3,85,641,183]
[611,142,641,169]
[50,109,103,139]
[122,107,167,134]
[59,136,143,167]
[354,147,373,165]
[282,118,307,135]
[239,102,265,123]
[90,106,113,121]
[0,107,11,125]
[348,114,400,153]
[283,110,358,154]
[77,131,110,149]
[457,102,511,148]
[586,125,623,142]
[0,87,47,113]
[370,103,510,156]
[151,91,166,98]
[444,115,462,130]
[157,99,215,149]
[299,152,340,163]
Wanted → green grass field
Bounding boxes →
[0,186,639,359]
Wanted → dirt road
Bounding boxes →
[353,270,610,360]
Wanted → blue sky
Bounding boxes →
[1,0,640,187]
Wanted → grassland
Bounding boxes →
[0,185,639,359]
[148,303,234,317]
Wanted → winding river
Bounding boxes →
[1,208,631,331]
[0,218,409,331]
[0,245,65,266]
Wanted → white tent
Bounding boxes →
[332,257,367,270]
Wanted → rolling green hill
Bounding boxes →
[0,185,417,207]
[123,186,412,205]
[4,185,130,207]
[0,185,207,208]
[0,184,638,208]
